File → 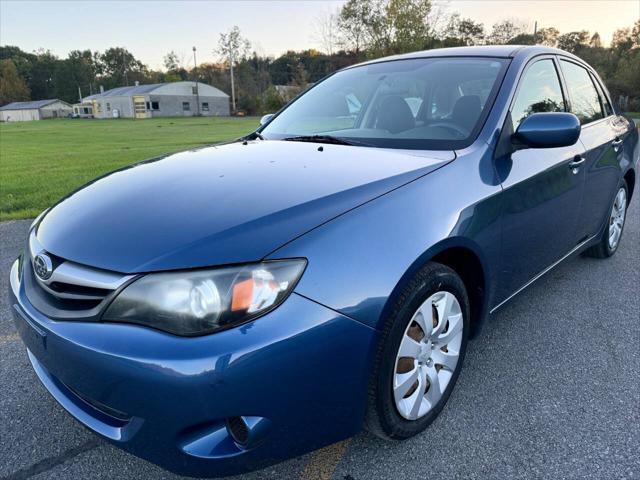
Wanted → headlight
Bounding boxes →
[102,259,306,336]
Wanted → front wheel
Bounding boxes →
[365,263,469,440]
[584,180,628,258]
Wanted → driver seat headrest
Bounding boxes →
[452,95,482,132]
[376,96,415,134]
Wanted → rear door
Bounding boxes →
[558,59,622,240]
[495,57,586,302]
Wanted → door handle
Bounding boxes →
[612,138,623,152]
[569,156,585,172]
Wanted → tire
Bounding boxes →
[365,262,470,440]
[583,180,629,259]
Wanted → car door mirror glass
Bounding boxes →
[514,112,581,149]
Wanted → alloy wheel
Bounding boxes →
[608,187,627,251]
[393,291,463,420]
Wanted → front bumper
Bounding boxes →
[9,259,379,477]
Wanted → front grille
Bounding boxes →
[24,231,135,320]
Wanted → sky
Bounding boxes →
[1,0,638,69]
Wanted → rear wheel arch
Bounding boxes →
[624,168,635,203]
[380,239,490,339]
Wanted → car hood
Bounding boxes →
[36,140,453,273]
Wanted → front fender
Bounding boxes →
[268,149,503,331]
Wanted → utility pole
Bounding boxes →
[193,46,200,116]
[229,50,236,114]
[78,86,82,103]
[534,21,538,44]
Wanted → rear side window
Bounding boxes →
[591,74,613,117]
[511,59,565,128]
[560,60,604,124]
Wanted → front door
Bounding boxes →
[495,57,586,304]
[133,95,147,119]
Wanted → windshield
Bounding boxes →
[261,57,509,150]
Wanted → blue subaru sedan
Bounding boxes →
[9,46,638,477]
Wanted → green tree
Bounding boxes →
[338,0,371,55]
[215,26,251,112]
[632,20,640,48]
[98,47,147,88]
[557,31,590,53]
[53,50,99,102]
[0,59,30,105]
[537,27,560,47]
[488,19,526,45]
[386,0,433,53]
[163,51,181,71]
[29,49,58,100]
[589,32,602,48]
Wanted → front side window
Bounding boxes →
[182,102,190,111]
[261,57,509,150]
[560,60,604,125]
[511,59,565,129]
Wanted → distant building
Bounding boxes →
[0,99,73,122]
[79,81,230,119]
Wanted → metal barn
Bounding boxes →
[81,81,230,119]
[0,99,73,122]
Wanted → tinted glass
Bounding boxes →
[560,60,604,124]
[511,59,565,128]
[262,58,509,150]
[591,74,613,116]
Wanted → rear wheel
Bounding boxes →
[366,262,469,440]
[584,181,628,258]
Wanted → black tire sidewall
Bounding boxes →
[374,264,470,439]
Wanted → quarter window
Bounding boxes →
[560,60,604,124]
[511,59,565,128]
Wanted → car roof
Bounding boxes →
[355,45,583,66]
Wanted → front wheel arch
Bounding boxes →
[379,238,490,340]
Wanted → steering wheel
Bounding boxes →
[428,122,469,138]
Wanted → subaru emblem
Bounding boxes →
[34,253,53,280]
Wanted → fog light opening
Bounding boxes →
[226,416,249,446]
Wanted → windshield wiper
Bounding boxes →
[243,131,265,141]
[283,135,370,147]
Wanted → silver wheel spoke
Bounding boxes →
[408,368,428,419]
[425,366,442,406]
[394,368,419,403]
[398,334,421,359]
[436,313,463,345]
[431,348,458,371]
[435,293,454,332]
[413,298,433,338]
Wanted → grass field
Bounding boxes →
[0,117,258,220]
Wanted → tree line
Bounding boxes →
[1,0,638,114]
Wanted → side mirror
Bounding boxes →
[260,113,274,126]
[514,112,581,149]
